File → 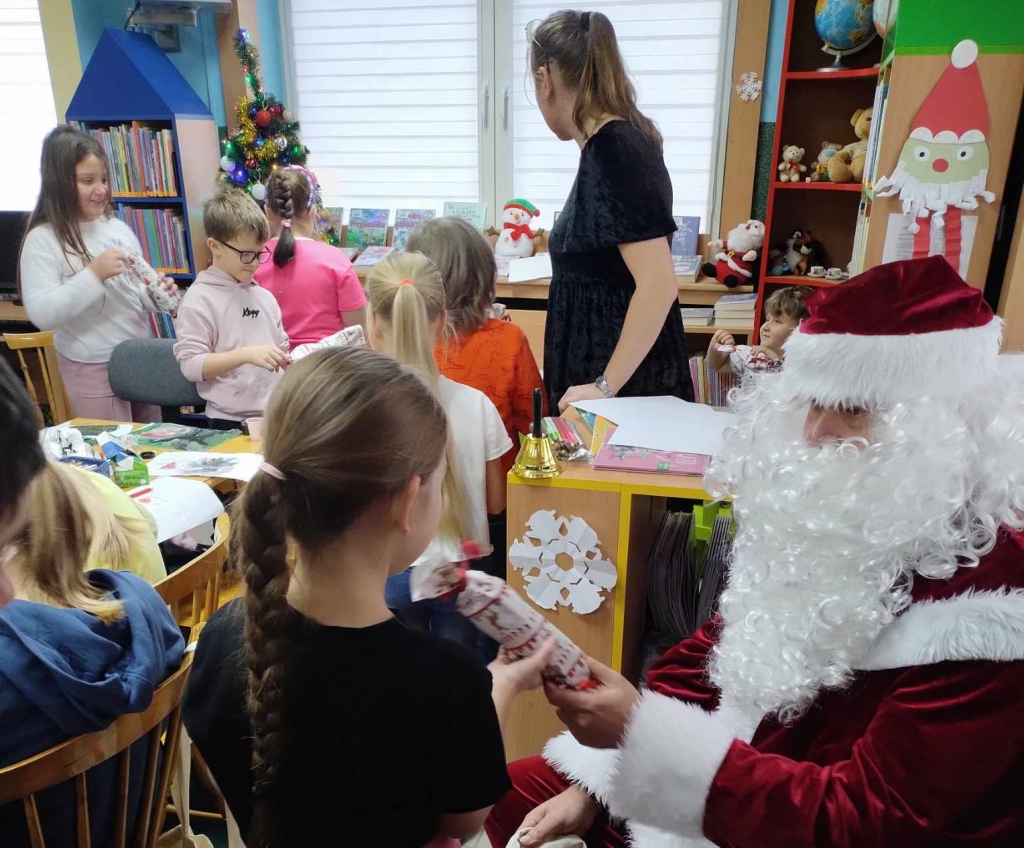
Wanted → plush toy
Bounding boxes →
[827,107,873,183]
[785,230,829,275]
[777,145,807,182]
[495,198,540,258]
[806,142,843,182]
[702,220,765,288]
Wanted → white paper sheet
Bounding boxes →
[507,253,553,283]
[127,477,224,543]
[146,451,264,482]
[571,396,736,457]
[880,212,976,278]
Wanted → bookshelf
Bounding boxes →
[66,29,221,295]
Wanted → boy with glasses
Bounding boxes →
[174,189,289,428]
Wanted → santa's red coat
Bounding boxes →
[710,246,756,286]
[489,530,1024,848]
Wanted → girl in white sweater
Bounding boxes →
[18,126,177,421]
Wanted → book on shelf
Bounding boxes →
[673,255,701,282]
[442,201,487,230]
[672,216,700,257]
[392,209,436,251]
[147,312,176,340]
[353,245,395,267]
[320,206,343,235]
[72,121,179,197]
[345,208,389,249]
[714,293,757,317]
[680,307,714,326]
[338,246,359,260]
[689,355,736,408]
[115,206,189,273]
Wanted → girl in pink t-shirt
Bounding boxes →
[254,166,367,347]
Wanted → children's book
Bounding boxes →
[392,209,436,251]
[593,425,710,476]
[673,255,701,281]
[680,307,714,326]
[319,206,344,234]
[353,245,395,267]
[345,208,389,249]
[443,201,487,230]
[339,246,359,259]
[133,423,242,451]
[672,216,700,257]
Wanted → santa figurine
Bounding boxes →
[874,40,996,276]
[487,256,1024,848]
[495,198,540,258]
[702,219,764,288]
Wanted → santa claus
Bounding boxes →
[702,220,764,288]
[487,256,1024,848]
[873,40,996,275]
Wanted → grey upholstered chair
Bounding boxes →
[108,338,203,421]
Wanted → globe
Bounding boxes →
[873,0,897,37]
[815,0,876,54]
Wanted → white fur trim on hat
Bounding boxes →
[781,317,1002,407]
[605,693,735,839]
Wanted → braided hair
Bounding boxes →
[236,347,448,848]
[265,167,314,268]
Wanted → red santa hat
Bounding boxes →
[909,40,989,144]
[782,256,1001,408]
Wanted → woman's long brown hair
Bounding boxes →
[529,10,662,148]
[18,126,109,299]
[236,347,448,848]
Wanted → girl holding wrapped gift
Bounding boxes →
[18,126,178,421]
[182,348,551,848]
[365,252,511,651]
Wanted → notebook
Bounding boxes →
[593,425,710,476]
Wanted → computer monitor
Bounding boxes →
[0,212,30,299]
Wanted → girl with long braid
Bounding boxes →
[254,166,367,347]
[182,347,551,848]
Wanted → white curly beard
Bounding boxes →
[873,162,994,227]
[703,363,1024,722]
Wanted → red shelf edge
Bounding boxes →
[772,182,863,192]
[761,275,841,288]
[785,68,879,80]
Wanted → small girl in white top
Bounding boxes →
[367,252,511,653]
[18,126,178,421]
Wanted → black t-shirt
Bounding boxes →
[182,599,510,847]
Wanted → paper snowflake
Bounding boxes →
[508,510,617,615]
[735,71,763,103]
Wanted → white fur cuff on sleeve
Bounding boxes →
[607,692,735,838]
[543,731,620,805]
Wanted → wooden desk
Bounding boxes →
[0,301,29,323]
[503,411,717,760]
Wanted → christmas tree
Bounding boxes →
[218,29,308,202]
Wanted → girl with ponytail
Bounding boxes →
[527,10,694,413]
[254,166,366,347]
[366,253,511,652]
[182,347,550,848]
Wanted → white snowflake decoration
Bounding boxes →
[508,510,618,615]
[735,71,763,103]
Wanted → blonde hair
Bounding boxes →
[236,347,449,846]
[529,10,661,147]
[7,462,153,623]
[406,217,496,333]
[203,188,270,244]
[765,286,813,322]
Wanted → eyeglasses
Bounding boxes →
[217,240,271,265]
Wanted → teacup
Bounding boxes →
[826,267,844,280]
[809,265,825,277]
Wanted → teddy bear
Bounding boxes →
[827,107,873,184]
[777,145,806,182]
[806,142,844,182]
[702,220,765,288]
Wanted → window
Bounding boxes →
[0,1,58,211]
[284,0,730,231]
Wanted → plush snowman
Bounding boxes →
[495,198,540,258]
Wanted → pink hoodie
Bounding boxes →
[173,266,289,421]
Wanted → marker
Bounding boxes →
[129,487,152,499]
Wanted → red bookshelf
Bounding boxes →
[785,68,879,80]
[774,182,863,192]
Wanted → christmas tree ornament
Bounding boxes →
[282,109,295,123]
[874,40,996,277]
[255,109,272,128]
[245,158,258,170]
[219,156,235,173]
[495,198,541,258]
[274,134,288,151]
[271,104,284,117]
[248,105,257,118]
[251,182,267,202]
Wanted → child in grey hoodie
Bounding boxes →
[174,190,289,425]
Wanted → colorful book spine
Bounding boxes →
[72,123,179,197]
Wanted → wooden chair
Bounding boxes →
[3,331,72,425]
[153,513,230,629]
[0,651,194,848]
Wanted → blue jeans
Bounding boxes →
[385,569,479,653]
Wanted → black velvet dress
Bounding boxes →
[544,120,693,411]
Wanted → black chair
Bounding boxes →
[109,338,204,423]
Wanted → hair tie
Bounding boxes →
[259,462,285,481]
[580,11,590,31]
[399,279,414,287]
[281,219,292,229]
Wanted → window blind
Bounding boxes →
[287,0,480,221]
[510,1,726,231]
[0,1,57,211]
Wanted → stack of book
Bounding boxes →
[115,206,189,273]
[689,355,736,408]
[74,122,179,197]
[714,292,757,327]
[680,306,714,327]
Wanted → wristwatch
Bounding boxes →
[594,375,616,398]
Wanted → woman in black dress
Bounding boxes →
[529,10,693,412]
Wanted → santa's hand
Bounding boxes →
[543,656,641,749]
[516,785,599,847]
[741,250,757,262]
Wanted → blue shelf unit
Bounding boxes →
[66,29,221,292]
